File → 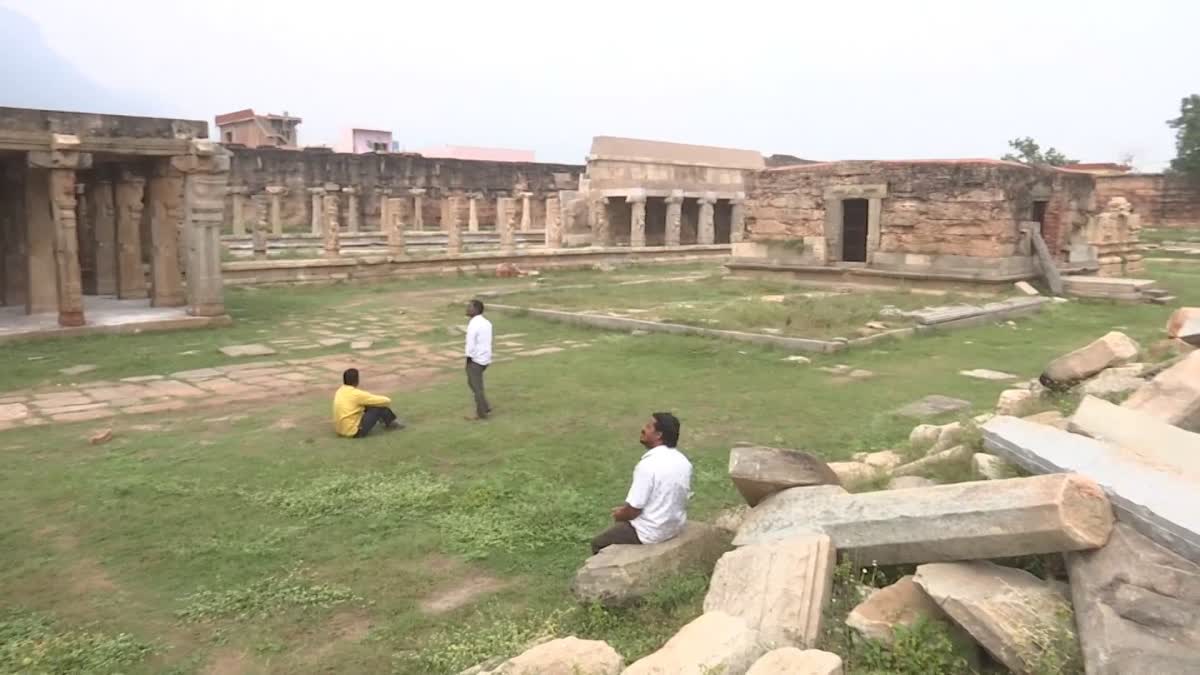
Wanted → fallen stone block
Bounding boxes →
[895,395,971,420]
[908,424,942,451]
[891,445,972,478]
[477,636,624,675]
[960,368,1018,381]
[1022,409,1069,430]
[887,476,939,490]
[996,388,1036,416]
[746,648,843,675]
[1066,522,1200,675]
[846,575,968,648]
[914,561,1077,675]
[1040,331,1139,389]
[1121,350,1200,431]
[971,453,1016,480]
[855,450,904,471]
[571,522,728,607]
[622,611,766,675]
[704,535,835,649]
[733,475,1112,565]
[1077,366,1146,398]
[1166,307,1200,346]
[930,422,965,453]
[826,461,884,487]
[728,445,840,506]
[983,414,1199,562]
[713,505,750,535]
[1014,281,1040,296]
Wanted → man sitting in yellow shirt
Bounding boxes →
[333,368,403,438]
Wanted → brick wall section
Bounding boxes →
[747,160,1095,259]
[1095,174,1200,229]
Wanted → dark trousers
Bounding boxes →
[354,406,397,438]
[466,358,491,418]
[590,521,641,555]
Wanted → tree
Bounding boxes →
[1167,94,1200,178]
[1001,137,1078,167]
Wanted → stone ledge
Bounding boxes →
[0,314,233,345]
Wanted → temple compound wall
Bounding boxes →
[223,146,584,252]
[581,136,759,247]
[736,159,1141,279]
[1094,173,1200,230]
[0,107,228,327]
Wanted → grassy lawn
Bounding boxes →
[0,260,1197,674]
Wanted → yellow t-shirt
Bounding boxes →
[332,385,392,437]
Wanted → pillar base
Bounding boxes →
[58,311,85,328]
[117,289,149,300]
[152,293,187,308]
[188,303,225,318]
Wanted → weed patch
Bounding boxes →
[249,471,450,521]
[0,609,152,673]
[176,568,360,622]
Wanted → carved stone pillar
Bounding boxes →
[544,196,562,249]
[520,192,533,231]
[252,198,269,259]
[443,195,465,256]
[385,197,406,255]
[377,187,392,232]
[730,193,746,243]
[174,140,231,317]
[229,186,249,236]
[115,168,148,299]
[591,197,611,248]
[468,193,480,232]
[265,185,286,236]
[307,186,325,235]
[322,184,341,257]
[497,197,516,254]
[410,188,425,230]
[89,178,117,295]
[29,134,91,325]
[665,191,684,248]
[343,186,359,232]
[147,161,187,306]
[628,192,647,248]
[698,192,716,245]
[75,182,93,294]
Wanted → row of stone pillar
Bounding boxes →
[591,191,745,248]
[228,186,554,238]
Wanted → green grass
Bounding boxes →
[0,260,1196,673]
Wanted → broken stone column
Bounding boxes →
[467,193,480,232]
[731,193,746,243]
[1066,522,1200,675]
[385,197,406,256]
[307,186,324,235]
[252,199,268,259]
[265,185,286,236]
[29,135,90,326]
[146,162,187,307]
[623,612,766,675]
[174,140,230,317]
[728,445,840,507]
[520,191,532,231]
[665,191,684,247]
[497,197,516,254]
[89,178,117,296]
[343,186,359,233]
[1121,350,1200,431]
[1041,331,1140,389]
[228,186,248,236]
[544,195,561,248]
[698,192,716,245]
[114,168,148,299]
[914,561,1077,675]
[704,534,835,648]
[443,195,464,256]
[376,187,391,233]
[409,188,425,230]
[734,476,1113,565]
[590,197,611,248]
[628,191,647,248]
[322,185,341,257]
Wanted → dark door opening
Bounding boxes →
[842,198,869,262]
[1032,200,1049,227]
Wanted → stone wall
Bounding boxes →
[587,158,751,195]
[1094,174,1200,230]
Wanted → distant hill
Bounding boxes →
[0,6,155,115]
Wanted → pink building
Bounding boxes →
[414,145,535,163]
[336,128,393,154]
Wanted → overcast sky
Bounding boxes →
[1,0,1196,169]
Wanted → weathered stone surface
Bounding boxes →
[713,505,750,535]
[891,445,972,477]
[571,522,728,606]
[909,424,942,450]
[1066,522,1200,675]
[733,476,1113,565]
[1078,367,1146,398]
[983,413,1198,562]
[826,461,883,487]
[930,421,965,453]
[1166,307,1200,346]
[623,611,765,675]
[887,476,939,490]
[895,395,971,420]
[996,388,1036,416]
[846,575,965,648]
[1023,409,1069,430]
[745,648,843,675]
[914,561,1076,675]
[960,368,1018,381]
[483,636,624,675]
[860,450,904,470]
[1041,331,1140,388]
[728,445,840,506]
[704,535,835,648]
[971,453,1016,480]
[1014,281,1039,296]
[1121,351,1200,431]
[219,343,277,357]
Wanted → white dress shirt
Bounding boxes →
[465,314,493,366]
[626,445,693,544]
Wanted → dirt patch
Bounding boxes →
[271,417,298,430]
[34,524,118,596]
[303,610,373,664]
[204,649,254,675]
[420,574,510,615]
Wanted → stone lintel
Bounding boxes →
[625,189,647,204]
[823,183,888,200]
[265,185,287,195]
[408,188,426,196]
[342,186,358,195]
[169,152,230,174]
[27,149,93,170]
[307,186,326,195]
[323,182,341,191]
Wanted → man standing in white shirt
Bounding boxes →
[590,412,693,554]
[464,298,493,420]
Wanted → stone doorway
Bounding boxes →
[645,197,667,246]
[714,200,732,244]
[842,198,869,263]
[1032,200,1048,227]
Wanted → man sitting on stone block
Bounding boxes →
[590,412,693,554]
[333,368,404,438]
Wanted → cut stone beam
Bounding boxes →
[704,534,834,649]
[623,611,766,675]
[571,522,727,607]
[1040,331,1139,389]
[983,414,1199,563]
[846,575,974,652]
[1066,522,1200,675]
[733,476,1112,565]
[1166,307,1200,347]
[1121,351,1200,431]
[728,445,840,506]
